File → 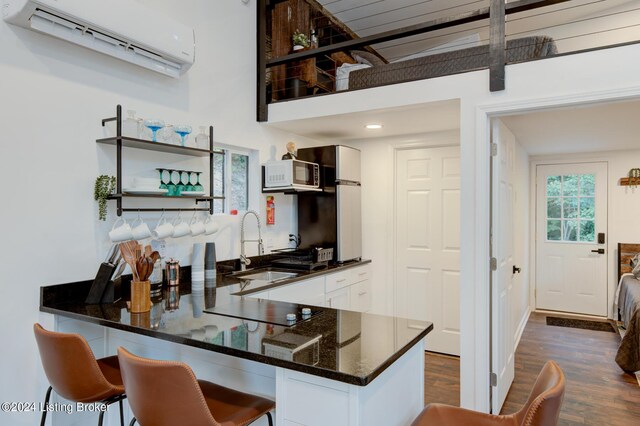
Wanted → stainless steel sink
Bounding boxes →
[236,270,299,282]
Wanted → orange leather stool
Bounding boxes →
[33,323,126,426]
[412,361,565,426]
[117,347,275,426]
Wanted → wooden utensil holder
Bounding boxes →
[130,280,151,313]
[130,311,151,328]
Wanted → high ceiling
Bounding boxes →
[316,0,638,61]
[267,100,461,141]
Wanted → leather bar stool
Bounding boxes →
[412,360,565,426]
[117,347,275,426]
[33,323,126,426]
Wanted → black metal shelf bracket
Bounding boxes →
[99,104,216,217]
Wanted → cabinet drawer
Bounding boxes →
[350,265,371,283]
[325,270,351,293]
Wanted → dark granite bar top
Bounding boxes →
[40,261,431,386]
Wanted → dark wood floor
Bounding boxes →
[424,312,640,425]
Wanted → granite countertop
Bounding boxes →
[40,261,432,386]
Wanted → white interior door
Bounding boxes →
[536,163,608,316]
[395,146,461,356]
[491,120,516,414]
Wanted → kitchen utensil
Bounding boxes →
[85,244,121,304]
[109,217,133,242]
[165,259,180,286]
[130,280,151,313]
[136,256,147,282]
[120,240,140,281]
[144,245,152,257]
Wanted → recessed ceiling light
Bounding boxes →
[365,123,383,130]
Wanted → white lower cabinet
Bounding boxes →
[268,276,325,307]
[246,264,371,312]
[349,279,372,313]
[326,286,350,309]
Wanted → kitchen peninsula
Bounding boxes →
[40,261,432,426]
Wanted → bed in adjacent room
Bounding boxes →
[615,243,640,373]
[337,35,558,92]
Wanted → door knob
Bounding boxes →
[513,266,521,274]
[591,249,605,254]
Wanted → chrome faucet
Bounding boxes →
[240,210,264,271]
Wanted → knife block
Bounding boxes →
[130,281,151,313]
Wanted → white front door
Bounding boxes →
[395,146,461,356]
[491,121,516,414]
[535,163,608,316]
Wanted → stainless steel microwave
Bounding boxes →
[264,159,320,190]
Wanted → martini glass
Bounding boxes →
[174,125,192,147]
[144,119,165,142]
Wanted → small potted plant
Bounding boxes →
[292,30,309,51]
[94,175,117,221]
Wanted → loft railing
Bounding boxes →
[257,0,640,121]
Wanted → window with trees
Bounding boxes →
[546,174,595,242]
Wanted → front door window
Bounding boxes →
[546,174,595,242]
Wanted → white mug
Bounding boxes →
[131,216,152,240]
[190,214,206,236]
[109,217,133,242]
[172,213,191,238]
[153,213,174,239]
[204,215,219,235]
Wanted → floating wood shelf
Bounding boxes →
[619,178,640,186]
[97,136,214,157]
[108,194,222,201]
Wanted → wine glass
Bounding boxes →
[173,125,192,147]
[144,119,165,142]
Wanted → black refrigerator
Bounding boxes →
[297,145,362,263]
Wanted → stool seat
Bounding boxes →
[118,347,275,426]
[34,323,126,426]
[198,380,275,426]
[412,361,565,426]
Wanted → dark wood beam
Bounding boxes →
[266,0,571,67]
[489,0,506,92]
[303,0,387,63]
[257,0,268,122]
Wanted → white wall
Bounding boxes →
[267,41,640,411]
[530,149,640,319]
[0,1,320,424]
[347,131,460,317]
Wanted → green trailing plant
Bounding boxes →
[292,30,309,48]
[94,175,116,221]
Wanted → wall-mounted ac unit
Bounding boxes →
[2,0,195,78]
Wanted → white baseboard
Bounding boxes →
[533,309,608,320]
[514,308,531,351]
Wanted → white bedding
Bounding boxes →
[336,63,371,91]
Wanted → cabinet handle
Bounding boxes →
[358,272,367,276]
[358,292,367,296]
[336,278,346,283]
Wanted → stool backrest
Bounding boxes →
[117,347,219,426]
[515,361,565,426]
[33,323,117,403]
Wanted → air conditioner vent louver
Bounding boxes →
[3,0,194,78]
